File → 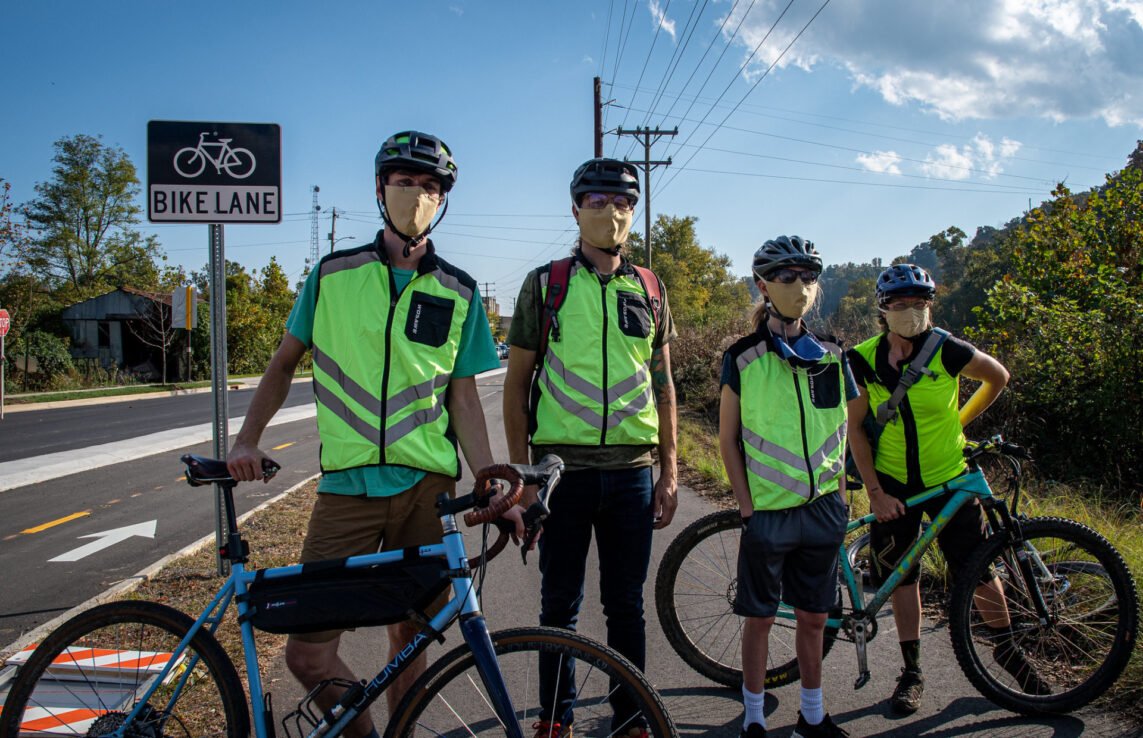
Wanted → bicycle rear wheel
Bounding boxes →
[0,601,248,738]
[949,517,1139,714]
[385,627,676,738]
[654,510,837,688]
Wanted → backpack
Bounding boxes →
[846,327,950,484]
[536,256,664,362]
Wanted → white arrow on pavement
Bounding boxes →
[50,520,158,563]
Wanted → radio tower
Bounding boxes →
[307,186,322,270]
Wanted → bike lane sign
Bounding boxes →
[147,120,281,223]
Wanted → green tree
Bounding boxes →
[973,171,1143,494]
[23,135,162,302]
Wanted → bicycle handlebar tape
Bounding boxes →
[464,465,524,526]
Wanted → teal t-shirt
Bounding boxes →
[287,263,499,496]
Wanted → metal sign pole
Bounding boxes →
[208,223,230,575]
[1,333,5,420]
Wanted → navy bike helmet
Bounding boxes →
[876,263,936,304]
[752,235,822,280]
[570,158,640,205]
[375,131,458,192]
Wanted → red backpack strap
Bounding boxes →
[631,265,664,334]
[538,257,574,363]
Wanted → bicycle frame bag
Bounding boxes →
[239,551,451,634]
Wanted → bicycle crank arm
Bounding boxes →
[852,620,871,690]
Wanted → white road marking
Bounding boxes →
[49,520,158,562]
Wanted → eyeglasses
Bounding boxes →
[881,296,932,311]
[582,193,635,212]
[764,268,819,285]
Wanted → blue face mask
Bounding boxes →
[772,331,827,366]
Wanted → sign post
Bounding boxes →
[148,120,281,574]
[0,308,9,420]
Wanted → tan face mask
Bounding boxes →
[577,204,633,250]
[764,279,819,319]
[883,306,930,338]
[384,185,440,237]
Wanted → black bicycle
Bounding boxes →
[655,437,1138,714]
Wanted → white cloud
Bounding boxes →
[649,0,677,42]
[919,133,1023,180]
[583,55,594,65]
[722,0,1143,126]
[856,150,903,175]
[448,4,463,16]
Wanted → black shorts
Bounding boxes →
[868,471,991,587]
[734,492,848,618]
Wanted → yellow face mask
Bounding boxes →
[578,204,633,249]
[384,185,440,237]
[884,306,930,338]
[764,279,819,319]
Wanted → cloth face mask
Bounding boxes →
[384,185,440,237]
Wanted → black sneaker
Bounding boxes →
[792,712,848,738]
[994,642,1052,695]
[889,668,925,714]
[740,723,767,738]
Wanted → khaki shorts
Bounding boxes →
[290,472,455,643]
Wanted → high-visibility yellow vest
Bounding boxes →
[312,243,472,476]
[730,329,847,510]
[853,333,966,487]
[531,258,659,447]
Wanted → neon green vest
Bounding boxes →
[312,244,471,477]
[853,333,966,487]
[532,259,659,447]
[733,331,847,510]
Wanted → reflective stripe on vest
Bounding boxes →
[532,260,659,447]
[312,247,470,476]
[853,333,966,487]
[735,334,847,510]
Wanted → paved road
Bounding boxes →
[2,369,1137,736]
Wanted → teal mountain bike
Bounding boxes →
[655,437,1138,714]
[0,455,677,738]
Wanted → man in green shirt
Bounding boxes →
[228,131,498,738]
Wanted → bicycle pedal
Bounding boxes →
[854,671,871,690]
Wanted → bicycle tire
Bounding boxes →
[0,601,249,738]
[384,626,677,738]
[654,510,838,688]
[173,148,205,178]
[223,148,256,179]
[948,516,1139,715]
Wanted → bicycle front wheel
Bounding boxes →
[0,601,249,738]
[385,627,676,738]
[949,517,1139,714]
[654,510,837,689]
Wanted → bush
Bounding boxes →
[3,330,73,392]
[671,310,751,421]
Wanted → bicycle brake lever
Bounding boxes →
[519,500,550,565]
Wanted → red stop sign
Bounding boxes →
[0,309,9,337]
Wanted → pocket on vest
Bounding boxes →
[617,290,652,339]
[406,292,455,347]
[808,364,841,408]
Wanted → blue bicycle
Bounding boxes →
[656,437,1139,714]
[0,455,677,738]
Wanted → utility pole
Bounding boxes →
[328,207,340,254]
[616,126,677,269]
[593,77,604,157]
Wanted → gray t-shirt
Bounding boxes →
[509,260,677,471]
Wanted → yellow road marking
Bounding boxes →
[272,442,295,450]
[23,511,91,535]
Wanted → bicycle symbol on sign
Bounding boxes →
[173,131,256,179]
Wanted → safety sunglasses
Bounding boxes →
[582,193,635,212]
[765,268,819,285]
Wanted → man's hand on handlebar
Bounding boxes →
[227,440,272,483]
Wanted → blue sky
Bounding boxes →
[3,1,1141,314]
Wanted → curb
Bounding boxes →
[2,377,311,414]
[0,473,322,659]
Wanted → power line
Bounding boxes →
[617,126,677,269]
[599,0,616,79]
[642,0,710,130]
[612,0,675,145]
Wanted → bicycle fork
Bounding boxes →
[460,615,526,738]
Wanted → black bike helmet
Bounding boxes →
[752,235,822,280]
[375,131,458,192]
[876,263,936,304]
[570,158,641,205]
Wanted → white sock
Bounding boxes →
[742,684,766,730]
[800,686,824,725]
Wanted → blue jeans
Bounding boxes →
[537,466,655,730]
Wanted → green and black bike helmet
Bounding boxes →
[570,158,640,205]
[375,131,458,192]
